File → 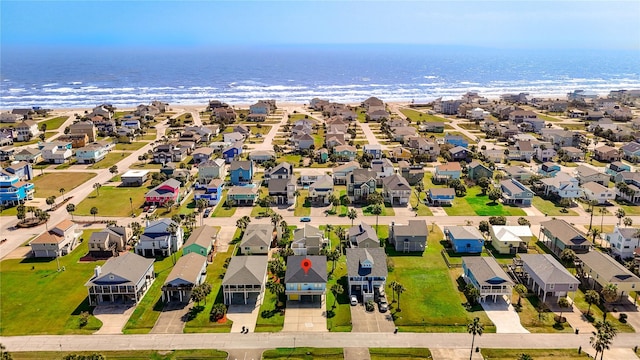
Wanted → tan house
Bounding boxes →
[69,121,97,142]
[30,220,82,257]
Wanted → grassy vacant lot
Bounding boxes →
[89,152,129,169]
[262,348,343,360]
[481,349,590,360]
[369,348,433,360]
[400,108,450,123]
[277,153,303,165]
[115,141,147,151]
[184,247,235,333]
[0,230,103,335]
[464,187,526,216]
[75,184,149,216]
[325,258,352,331]
[363,204,395,216]
[32,172,96,199]
[443,195,476,216]
[10,349,228,360]
[40,116,68,130]
[387,227,494,333]
[532,197,578,216]
[514,293,573,333]
[615,200,640,215]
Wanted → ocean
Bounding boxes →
[1,45,639,109]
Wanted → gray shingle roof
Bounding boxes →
[382,174,410,191]
[240,224,273,247]
[519,254,579,286]
[285,255,328,283]
[222,255,268,286]
[348,222,379,246]
[85,252,154,287]
[164,252,207,285]
[346,248,388,278]
[230,160,252,171]
[184,225,217,250]
[577,251,640,284]
[445,226,483,240]
[392,220,428,237]
[540,219,588,246]
[463,257,514,286]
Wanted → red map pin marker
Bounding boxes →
[301,258,312,275]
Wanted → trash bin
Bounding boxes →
[575,328,579,334]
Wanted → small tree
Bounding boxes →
[478,220,490,233]
[557,297,570,322]
[517,354,533,360]
[395,283,406,311]
[388,281,398,302]
[93,182,102,197]
[59,187,66,201]
[623,217,633,227]
[66,203,76,220]
[46,195,57,210]
[330,283,344,308]
[109,165,118,176]
[585,289,600,316]
[514,284,527,306]
[615,208,626,225]
[601,283,618,303]
[90,206,99,220]
[477,177,490,195]
[347,208,358,226]
[487,187,502,204]
[517,217,531,226]
[467,317,484,360]
[210,303,227,321]
[560,248,576,266]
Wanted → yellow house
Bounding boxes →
[489,225,533,255]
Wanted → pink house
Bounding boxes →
[145,178,181,205]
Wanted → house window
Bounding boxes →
[549,284,554,290]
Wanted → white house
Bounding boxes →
[581,181,615,205]
[540,172,581,200]
[606,226,640,260]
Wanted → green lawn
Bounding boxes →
[363,204,395,216]
[40,116,68,130]
[399,108,450,123]
[443,196,476,216]
[409,191,433,216]
[262,348,343,360]
[387,228,495,333]
[369,348,433,360]
[89,152,130,169]
[184,248,235,333]
[211,190,237,217]
[514,293,573,333]
[75,184,150,216]
[481,349,590,360]
[532,197,578,216]
[255,287,285,332]
[55,159,77,170]
[123,255,177,334]
[10,350,228,360]
[615,201,640,215]
[572,288,634,333]
[294,189,311,216]
[464,187,527,216]
[32,172,96,199]
[326,258,353,332]
[115,142,147,151]
[0,230,103,335]
[277,154,303,165]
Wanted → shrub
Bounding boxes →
[619,313,628,323]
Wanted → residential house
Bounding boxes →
[511,141,535,161]
[605,161,631,178]
[162,252,208,303]
[284,255,327,303]
[539,219,590,256]
[75,142,111,164]
[391,126,417,142]
[249,150,276,163]
[15,120,39,141]
[434,162,462,182]
[292,133,315,150]
[333,161,361,185]
[0,112,24,123]
[308,175,334,205]
[462,257,514,302]
[427,187,455,206]
[69,121,96,142]
[267,162,293,181]
[145,178,181,205]
[230,160,253,185]
[540,172,581,201]
[183,225,217,257]
[197,159,226,184]
[606,226,640,260]
[135,218,184,257]
[581,181,615,204]
[86,253,155,306]
[0,174,34,206]
[490,225,533,254]
[185,126,214,142]
[30,220,81,257]
[0,146,15,161]
[518,254,580,303]
[444,134,469,148]
[399,162,425,186]
[362,97,385,112]
[2,161,33,181]
[538,162,561,177]
[593,145,620,162]
[14,147,42,163]
[388,147,412,162]
[227,185,259,206]
[192,147,214,164]
[483,149,506,163]
[87,226,132,258]
[153,144,187,164]
[268,178,297,205]
[420,122,445,133]
[445,226,484,254]
[88,105,113,119]
[250,101,271,115]
[194,178,224,206]
[449,146,472,162]
[621,141,640,161]
[406,137,440,160]
[500,179,534,206]
[299,169,324,186]
[348,222,379,248]
[381,174,411,205]
[223,132,245,144]
[239,224,273,255]
[539,129,579,148]
[370,158,395,183]
[614,172,640,203]
[291,225,327,256]
[41,142,73,164]
[577,251,640,301]
[347,168,377,202]
[363,144,382,159]
[573,165,609,185]
[561,146,585,162]
[222,255,268,305]
[222,142,243,163]
[346,248,387,303]
[213,107,236,122]
[333,145,357,161]
[57,133,89,148]
[389,220,428,253]
[468,161,493,181]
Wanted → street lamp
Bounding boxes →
[129,197,133,215]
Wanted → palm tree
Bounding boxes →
[467,317,484,360]
[327,249,340,273]
[388,280,398,302]
[623,217,633,227]
[615,208,626,225]
[585,290,600,316]
[66,203,76,220]
[589,227,601,245]
[59,187,66,201]
[325,224,334,242]
[414,181,424,209]
[588,199,598,231]
[347,208,358,226]
[334,227,346,251]
[330,283,343,308]
[371,204,383,231]
[514,284,527,306]
[395,283,406,311]
[517,354,533,360]
[90,206,99,220]
[236,216,250,231]
[560,248,576,266]
[601,283,618,303]
[327,194,338,212]
[37,210,50,230]
[591,320,618,360]
[196,199,208,225]
[93,182,102,197]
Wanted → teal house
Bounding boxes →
[467,160,493,181]
[183,225,217,257]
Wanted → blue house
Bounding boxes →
[445,134,469,148]
[222,142,243,163]
[2,161,33,180]
[445,226,484,253]
[605,161,631,177]
[230,160,253,185]
[194,178,224,206]
[427,187,455,205]
[285,255,327,302]
[538,162,561,177]
[0,174,34,206]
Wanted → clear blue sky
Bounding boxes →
[2,1,639,50]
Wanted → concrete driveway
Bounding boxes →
[92,305,135,334]
[227,303,261,333]
[150,302,190,334]
[282,297,328,332]
[480,296,529,334]
[350,303,395,333]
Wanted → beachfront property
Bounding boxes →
[15,120,39,141]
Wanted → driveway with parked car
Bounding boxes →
[350,298,395,333]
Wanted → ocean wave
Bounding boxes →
[68,81,83,85]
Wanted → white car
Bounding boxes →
[350,295,358,306]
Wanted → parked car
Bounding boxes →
[300,216,311,222]
[378,297,388,313]
[350,295,358,306]
[148,205,156,213]
[203,208,211,217]
[143,205,150,212]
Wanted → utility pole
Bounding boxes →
[55,250,61,272]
